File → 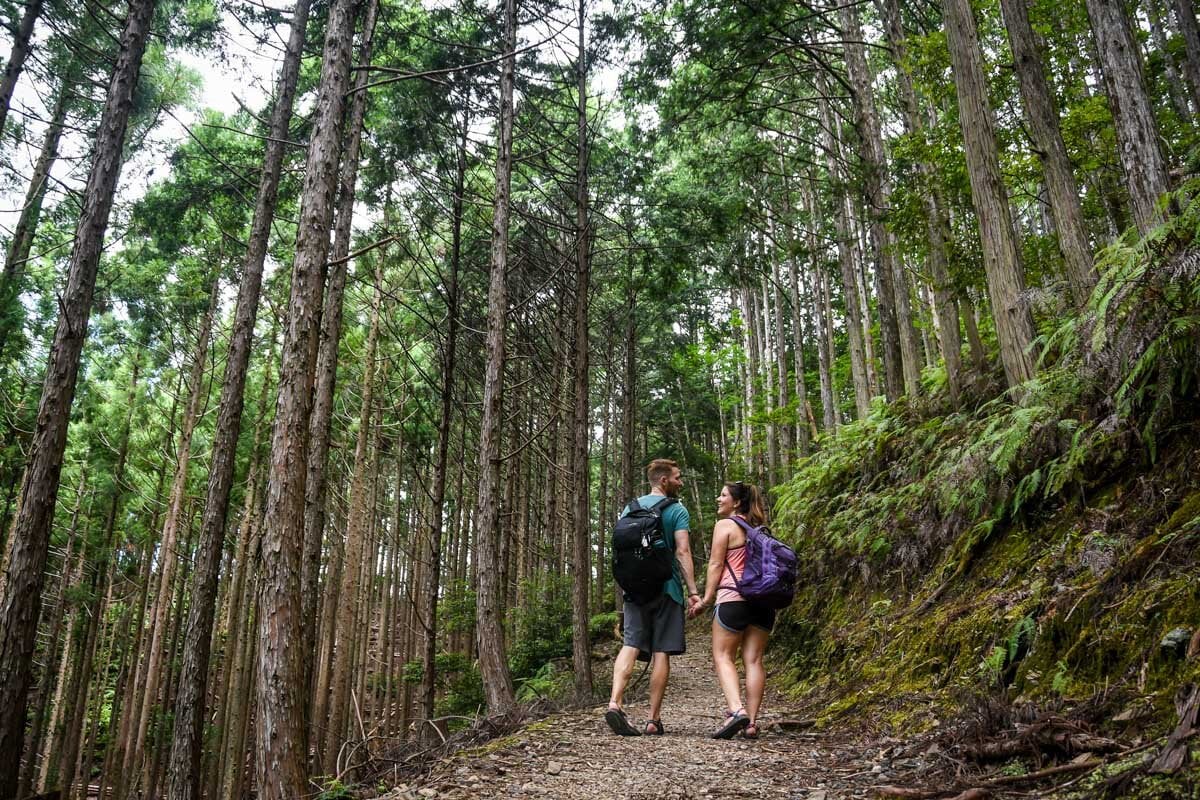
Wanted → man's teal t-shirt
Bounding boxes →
[620,494,691,606]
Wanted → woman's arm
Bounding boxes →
[701,519,736,607]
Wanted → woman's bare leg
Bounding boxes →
[742,626,770,724]
[711,617,745,714]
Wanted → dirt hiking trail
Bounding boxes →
[378,619,930,800]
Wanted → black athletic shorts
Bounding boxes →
[714,601,776,633]
[623,594,686,662]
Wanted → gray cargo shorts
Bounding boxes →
[623,594,685,662]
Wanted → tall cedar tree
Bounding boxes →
[163,1,313,796]
[254,0,361,793]
[0,0,158,790]
[474,0,519,713]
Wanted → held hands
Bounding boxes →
[686,593,705,619]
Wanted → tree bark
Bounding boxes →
[839,1,921,399]
[943,0,1038,391]
[163,2,312,796]
[473,0,519,715]
[1170,0,1200,111]
[302,0,379,738]
[255,0,361,792]
[0,0,45,139]
[0,0,157,789]
[0,81,69,358]
[1086,0,1171,235]
[1001,0,1097,304]
[417,112,467,744]
[323,260,383,772]
[876,0,965,400]
[127,278,217,798]
[817,94,873,419]
[570,0,595,703]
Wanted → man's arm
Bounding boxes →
[674,529,701,615]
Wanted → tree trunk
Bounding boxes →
[418,112,467,744]
[1001,0,1097,304]
[876,0,964,401]
[0,0,45,138]
[0,0,158,787]
[128,279,217,798]
[839,2,920,399]
[787,242,811,453]
[1086,0,1171,235]
[17,471,84,798]
[803,184,837,433]
[323,261,383,772]
[164,3,312,796]
[0,81,69,358]
[943,0,1038,391]
[771,249,793,463]
[816,95,873,419]
[1148,0,1194,119]
[473,0,518,715]
[60,348,142,799]
[302,0,379,736]
[570,0,595,703]
[255,0,361,791]
[1170,0,1200,110]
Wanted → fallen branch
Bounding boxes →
[1151,683,1200,774]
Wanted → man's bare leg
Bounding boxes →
[609,645,640,710]
[648,652,670,721]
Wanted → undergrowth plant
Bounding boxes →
[774,178,1200,582]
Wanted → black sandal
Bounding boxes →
[604,707,641,736]
[711,709,749,739]
[644,719,664,735]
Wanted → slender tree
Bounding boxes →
[1170,0,1200,110]
[418,113,469,740]
[1086,0,1172,234]
[0,80,69,358]
[839,2,921,399]
[570,0,594,702]
[162,4,312,795]
[0,0,158,790]
[473,0,519,714]
[254,0,361,793]
[0,0,46,137]
[1001,0,1097,304]
[943,0,1038,390]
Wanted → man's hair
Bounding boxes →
[646,458,679,487]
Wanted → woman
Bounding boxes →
[698,480,775,740]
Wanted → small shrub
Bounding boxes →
[589,611,618,642]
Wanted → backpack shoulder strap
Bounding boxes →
[649,496,677,513]
[728,515,755,533]
[626,497,642,513]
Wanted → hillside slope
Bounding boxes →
[769,200,1200,797]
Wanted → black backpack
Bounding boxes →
[611,497,678,605]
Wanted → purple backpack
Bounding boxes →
[725,517,798,609]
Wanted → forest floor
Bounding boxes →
[371,618,1169,800]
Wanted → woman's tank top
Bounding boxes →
[717,541,747,603]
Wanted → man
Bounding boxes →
[605,458,702,736]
